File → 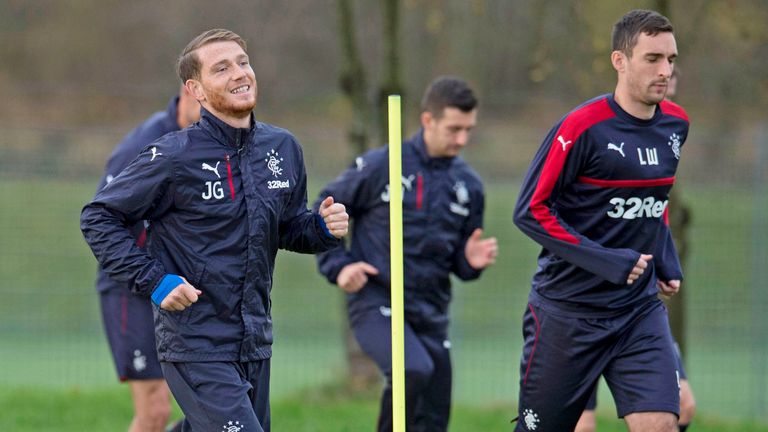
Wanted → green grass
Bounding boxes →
[1,385,767,432]
[1,178,767,426]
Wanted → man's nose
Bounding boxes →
[456,130,470,146]
[232,65,248,81]
[660,61,673,78]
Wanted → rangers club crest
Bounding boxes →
[265,149,283,177]
[523,408,540,430]
[668,133,681,159]
[222,420,243,431]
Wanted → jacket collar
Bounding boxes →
[410,128,454,169]
[199,107,258,150]
[163,96,180,131]
[607,93,663,126]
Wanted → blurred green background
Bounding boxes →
[1,0,767,429]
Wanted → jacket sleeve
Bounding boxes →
[96,130,151,240]
[313,154,378,284]
[278,143,341,253]
[451,180,485,281]
[80,139,176,296]
[513,126,639,285]
[654,208,683,282]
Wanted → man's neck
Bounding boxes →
[613,88,656,120]
[206,106,251,129]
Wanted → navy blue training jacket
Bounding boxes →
[514,94,689,316]
[315,130,485,329]
[81,108,340,362]
[95,96,180,293]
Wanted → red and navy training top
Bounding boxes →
[513,93,689,316]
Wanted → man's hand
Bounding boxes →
[465,228,498,270]
[657,279,680,298]
[319,196,349,238]
[337,261,379,293]
[160,277,202,311]
[627,254,653,285]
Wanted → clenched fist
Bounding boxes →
[319,196,349,238]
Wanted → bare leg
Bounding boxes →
[624,412,677,432]
[575,409,596,432]
[678,379,696,428]
[128,379,172,432]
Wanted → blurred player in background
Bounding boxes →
[95,86,199,432]
[513,10,689,431]
[315,76,498,431]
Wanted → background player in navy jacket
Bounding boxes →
[512,10,688,432]
[315,76,498,432]
[95,87,199,432]
[81,29,349,432]
[574,66,697,432]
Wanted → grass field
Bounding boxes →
[2,385,767,432]
[1,178,767,427]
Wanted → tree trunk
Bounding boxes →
[376,0,404,143]
[338,0,371,156]
[667,187,691,357]
[654,0,691,358]
[336,0,381,390]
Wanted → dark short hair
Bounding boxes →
[612,10,674,57]
[420,76,478,118]
[176,29,247,82]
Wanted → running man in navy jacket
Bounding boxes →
[513,10,688,432]
[81,29,349,432]
[316,76,498,432]
[95,87,199,432]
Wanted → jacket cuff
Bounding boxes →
[454,253,483,281]
[328,255,356,284]
[151,274,183,306]
[315,213,335,239]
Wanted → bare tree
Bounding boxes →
[336,0,404,390]
[654,0,692,357]
[375,0,404,144]
[338,0,371,156]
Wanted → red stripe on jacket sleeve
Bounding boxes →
[530,98,615,245]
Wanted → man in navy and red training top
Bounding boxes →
[95,85,199,432]
[513,10,688,432]
[315,76,498,432]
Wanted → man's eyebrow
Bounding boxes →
[210,59,230,70]
[643,51,677,59]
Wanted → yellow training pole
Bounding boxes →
[387,95,406,432]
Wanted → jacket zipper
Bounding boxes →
[416,172,424,210]
[225,154,236,201]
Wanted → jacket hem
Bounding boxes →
[158,347,272,362]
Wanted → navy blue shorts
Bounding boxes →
[514,299,679,432]
[673,340,688,380]
[584,336,688,411]
[162,360,271,432]
[100,289,163,381]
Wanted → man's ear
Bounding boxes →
[611,50,626,73]
[420,111,433,129]
[186,79,206,102]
